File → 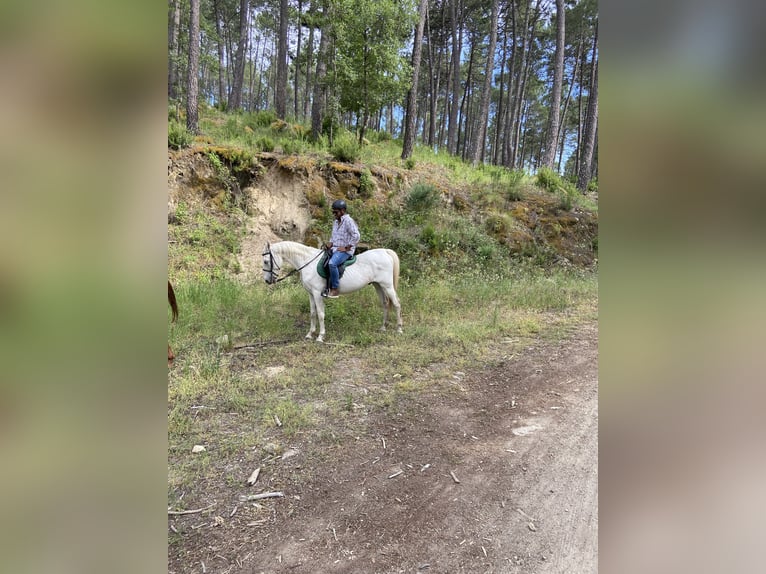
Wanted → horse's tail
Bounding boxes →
[168,281,179,322]
[386,249,400,292]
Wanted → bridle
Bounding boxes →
[262,245,324,284]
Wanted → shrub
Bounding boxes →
[485,213,513,239]
[168,103,181,122]
[404,157,416,170]
[536,167,561,194]
[369,129,391,143]
[405,182,439,212]
[281,139,303,155]
[358,169,375,198]
[322,115,341,138]
[536,167,576,212]
[222,116,241,139]
[244,110,276,129]
[168,120,192,149]
[256,136,275,152]
[330,137,361,163]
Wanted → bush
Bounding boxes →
[168,120,192,149]
[369,129,391,143]
[536,167,562,194]
[330,137,361,163]
[536,167,577,212]
[322,115,341,138]
[281,139,303,155]
[256,136,275,152]
[404,157,416,170]
[405,182,439,212]
[244,110,277,129]
[358,169,375,198]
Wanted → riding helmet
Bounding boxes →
[331,199,347,211]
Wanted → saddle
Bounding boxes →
[317,250,357,279]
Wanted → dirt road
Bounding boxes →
[169,321,598,574]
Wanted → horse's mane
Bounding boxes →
[272,240,320,262]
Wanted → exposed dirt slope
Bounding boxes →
[168,148,598,284]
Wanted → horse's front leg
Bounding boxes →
[306,293,317,340]
[315,295,327,343]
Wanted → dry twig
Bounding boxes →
[167,503,215,516]
[239,492,284,501]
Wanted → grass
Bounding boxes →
[168,104,598,509]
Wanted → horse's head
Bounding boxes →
[262,242,281,284]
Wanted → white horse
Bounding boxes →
[262,241,403,342]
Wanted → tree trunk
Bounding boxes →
[447,0,461,155]
[541,0,565,168]
[228,0,250,110]
[303,7,315,119]
[186,0,201,134]
[310,3,331,141]
[295,0,303,119]
[168,0,181,100]
[425,3,437,148]
[458,38,474,159]
[471,0,499,166]
[556,36,582,172]
[401,0,429,160]
[511,0,539,169]
[577,21,598,191]
[276,0,289,118]
[493,13,509,165]
[213,0,226,108]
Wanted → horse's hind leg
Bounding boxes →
[373,283,389,331]
[383,286,403,333]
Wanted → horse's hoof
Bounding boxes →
[317,336,325,343]
[397,328,403,334]
[305,334,314,340]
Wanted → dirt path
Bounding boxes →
[201,323,597,574]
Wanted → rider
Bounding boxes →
[323,199,360,298]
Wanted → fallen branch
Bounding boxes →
[167,503,215,516]
[232,340,294,350]
[239,492,284,501]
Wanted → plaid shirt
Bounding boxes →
[330,214,361,255]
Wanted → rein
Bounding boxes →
[263,246,324,283]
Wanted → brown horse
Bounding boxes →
[168,281,178,365]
